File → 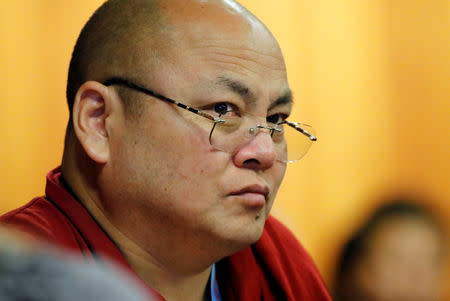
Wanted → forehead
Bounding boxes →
[148,2,289,108]
[175,14,285,73]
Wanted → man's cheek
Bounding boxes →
[186,161,219,184]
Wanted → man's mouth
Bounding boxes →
[229,184,269,207]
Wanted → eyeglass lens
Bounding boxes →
[209,117,315,163]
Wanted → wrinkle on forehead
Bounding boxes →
[191,43,286,72]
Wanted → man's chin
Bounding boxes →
[222,226,265,254]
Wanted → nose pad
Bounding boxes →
[233,128,277,170]
[245,124,277,138]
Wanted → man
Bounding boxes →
[1,0,331,300]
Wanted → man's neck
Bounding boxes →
[75,193,212,301]
[61,156,214,301]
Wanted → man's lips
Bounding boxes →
[229,184,270,206]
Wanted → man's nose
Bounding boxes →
[232,130,277,170]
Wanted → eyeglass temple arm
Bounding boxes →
[103,77,225,123]
[283,121,317,141]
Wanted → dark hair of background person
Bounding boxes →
[0,230,152,301]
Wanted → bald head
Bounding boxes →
[67,0,172,118]
[66,0,268,118]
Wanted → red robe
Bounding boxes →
[1,168,331,301]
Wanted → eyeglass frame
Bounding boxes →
[102,77,317,162]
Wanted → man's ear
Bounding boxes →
[72,81,115,164]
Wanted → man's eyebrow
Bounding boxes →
[216,76,292,109]
[269,90,293,110]
[217,76,256,101]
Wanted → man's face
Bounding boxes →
[105,7,290,262]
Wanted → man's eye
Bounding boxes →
[212,102,238,116]
[266,113,286,125]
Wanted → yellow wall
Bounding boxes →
[241,0,450,291]
[1,0,449,294]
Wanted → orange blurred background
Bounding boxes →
[1,0,449,296]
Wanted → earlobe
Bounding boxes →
[72,81,112,164]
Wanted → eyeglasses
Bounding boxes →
[103,77,317,163]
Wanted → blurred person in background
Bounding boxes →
[0,228,151,301]
[0,0,331,300]
[333,200,448,301]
